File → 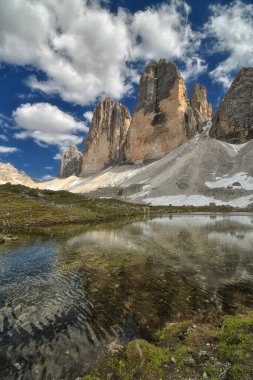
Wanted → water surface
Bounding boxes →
[1,214,253,379]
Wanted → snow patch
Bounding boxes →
[206,172,253,190]
[144,194,253,208]
[128,185,151,199]
[202,120,212,137]
[229,142,249,154]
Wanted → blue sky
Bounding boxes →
[0,0,252,180]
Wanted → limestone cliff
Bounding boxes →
[59,143,82,178]
[210,68,253,143]
[124,59,197,164]
[191,83,212,131]
[0,163,35,186]
[81,97,131,176]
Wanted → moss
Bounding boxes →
[217,314,253,379]
[78,376,102,380]
[156,321,193,347]
[105,339,169,380]
[203,364,220,380]
[82,312,253,379]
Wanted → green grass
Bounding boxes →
[0,184,150,232]
[80,311,253,380]
[0,183,248,233]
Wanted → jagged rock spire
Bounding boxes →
[210,68,253,143]
[124,59,197,164]
[59,143,82,178]
[191,83,212,131]
[81,97,131,176]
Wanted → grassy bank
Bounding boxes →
[79,310,253,380]
[0,184,150,233]
[0,183,251,233]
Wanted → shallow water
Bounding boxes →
[1,214,253,379]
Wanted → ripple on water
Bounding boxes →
[1,214,253,379]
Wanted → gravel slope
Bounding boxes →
[2,131,253,207]
[38,132,253,207]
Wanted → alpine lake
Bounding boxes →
[1,214,253,379]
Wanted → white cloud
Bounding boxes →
[83,111,93,122]
[0,113,12,130]
[53,153,61,160]
[130,1,205,81]
[0,134,8,141]
[0,0,204,105]
[39,174,55,181]
[181,56,207,81]
[0,146,18,154]
[44,166,53,170]
[0,0,133,104]
[205,0,253,87]
[130,1,194,60]
[13,103,87,149]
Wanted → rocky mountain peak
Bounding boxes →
[191,83,212,131]
[210,67,253,143]
[81,97,131,176]
[59,143,82,178]
[135,59,182,114]
[0,162,34,185]
[124,59,197,164]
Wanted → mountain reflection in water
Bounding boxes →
[1,214,253,379]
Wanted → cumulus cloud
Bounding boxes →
[0,0,205,105]
[53,153,61,160]
[130,1,193,60]
[83,111,93,122]
[13,103,87,149]
[0,146,18,154]
[205,0,253,87]
[0,0,133,104]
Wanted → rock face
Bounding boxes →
[124,59,197,164]
[191,83,212,131]
[210,68,253,143]
[0,163,34,186]
[81,97,131,176]
[59,143,82,178]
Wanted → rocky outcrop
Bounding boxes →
[124,59,197,164]
[59,143,82,178]
[81,97,131,176]
[191,83,212,131]
[0,163,35,186]
[210,68,253,143]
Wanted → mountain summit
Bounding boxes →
[124,59,197,163]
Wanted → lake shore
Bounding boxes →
[79,309,253,380]
[0,184,252,234]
